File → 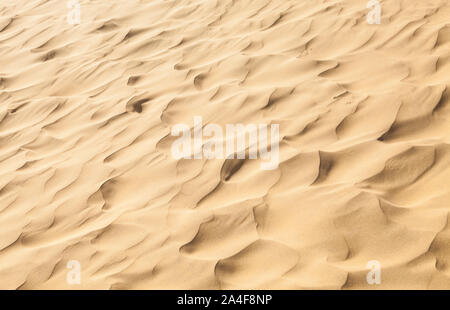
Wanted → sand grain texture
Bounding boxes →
[0,0,449,289]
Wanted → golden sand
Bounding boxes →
[0,0,449,289]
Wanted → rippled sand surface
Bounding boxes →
[0,0,449,289]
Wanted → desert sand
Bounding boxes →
[0,0,449,289]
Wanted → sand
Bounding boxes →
[0,0,449,289]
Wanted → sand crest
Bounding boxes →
[0,0,449,289]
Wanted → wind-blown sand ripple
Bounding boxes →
[0,0,449,289]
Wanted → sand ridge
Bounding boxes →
[0,0,449,289]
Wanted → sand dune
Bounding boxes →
[0,0,449,289]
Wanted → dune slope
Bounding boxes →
[0,0,449,289]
